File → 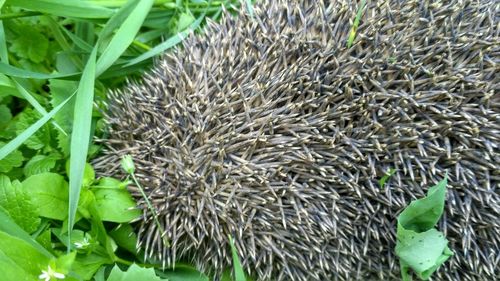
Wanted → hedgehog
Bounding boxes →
[93,0,500,280]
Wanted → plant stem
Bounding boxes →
[130,173,170,247]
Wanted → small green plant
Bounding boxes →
[347,0,366,48]
[379,168,396,188]
[395,175,453,280]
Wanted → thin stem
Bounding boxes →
[130,173,170,247]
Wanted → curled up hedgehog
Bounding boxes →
[94,0,500,280]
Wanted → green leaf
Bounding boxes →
[72,253,113,280]
[49,79,79,156]
[107,264,163,281]
[0,90,76,160]
[396,176,452,280]
[109,224,138,254]
[0,104,12,128]
[96,0,155,76]
[0,231,51,280]
[0,142,23,173]
[15,108,53,150]
[23,154,60,177]
[176,12,195,32]
[22,173,69,220]
[5,0,114,19]
[229,236,246,281]
[398,177,448,232]
[0,175,40,233]
[0,206,52,258]
[9,25,48,63]
[68,46,98,239]
[93,187,141,223]
[157,265,209,281]
[379,168,396,189]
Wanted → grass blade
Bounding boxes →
[0,62,79,79]
[347,0,366,48]
[67,46,98,244]
[12,79,67,136]
[6,0,113,19]
[96,0,155,76]
[124,15,204,67]
[379,168,397,189]
[0,4,8,63]
[229,236,246,281]
[0,90,76,160]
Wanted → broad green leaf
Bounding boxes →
[229,236,246,281]
[68,46,98,239]
[72,253,112,280]
[0,142,23,173]
[96,0,155,76]
[14,108,53,150]
[398,177,448,232]
[22,173,69,220]
[9,25,48,63]
[396,226,452,280]
[23,154,60,177]
[107,264,163,281]
[0,90,76,160]
[5,0,114,19]
[157,265,209,281]
[176,12,195,32]
[0,175,40,233]
[396,176,452,280]
[0,231,51,279]
[109,224,138,254]
[35,229,52,253]
[93,187,141,223]
[0,206,52,257]
[0,250,32,281]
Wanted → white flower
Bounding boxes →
[38,265,65,281]
[74,236,91,249]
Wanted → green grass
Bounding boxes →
[0,0,250,280]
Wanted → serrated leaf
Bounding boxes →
[49,79,78,156]
[0,142,23,173]
[107,264,163,281]
[23,154,60,177]
[0,175,40,233]
[157,265,209,281]
[15,108,54,151]
[9,25,49,63]
[22,173,68,220]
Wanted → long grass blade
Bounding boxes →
[5,0,113,19]
[347,0,366,48]
[67,46,98,245]
[0,90,76,160]
[0,62,79,79]
[124,15,204,67]
[96,0,155,76]
[0,3,8,63]
[229,236,246,281]
[12,79,67,136]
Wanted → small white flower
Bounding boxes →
[74,236,91,249]
[38,265,65,281]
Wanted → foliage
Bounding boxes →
[396,176,453,280]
